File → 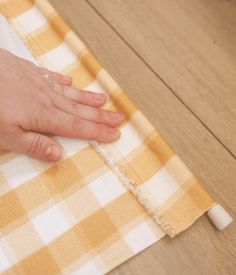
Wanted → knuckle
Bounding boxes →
[42,95,54,110]
[27,134,43,156]
[38,97,54,118]
[34,76,52,93]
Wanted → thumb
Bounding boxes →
[15,131,64,162]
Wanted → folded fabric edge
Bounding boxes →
[30,0,222,237]
[1,0,232,237]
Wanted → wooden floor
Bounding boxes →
[49,1,236,274]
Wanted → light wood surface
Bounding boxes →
[49,1,236,274]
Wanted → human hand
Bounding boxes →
[0,49,125,162]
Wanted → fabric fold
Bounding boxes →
[0,0,217,274]
[0,0,215,238]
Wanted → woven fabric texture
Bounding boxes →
[0,0,215,274]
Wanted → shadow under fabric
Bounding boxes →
[0,1,232,274]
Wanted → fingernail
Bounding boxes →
[109,112,125,120]
[45,145,64,161]
[108,128,121,139]
[93,93,106,101]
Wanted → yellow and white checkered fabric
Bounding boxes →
[0,0,215,274]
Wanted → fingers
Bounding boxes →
[54,85,107,107]
[47,109,121,143]
[38,67,107,108]
[14,130,64,162]
[38,67,72,86]
[52,94,124,127]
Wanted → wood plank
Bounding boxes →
[48,1,236,274]
[88,0,236,157]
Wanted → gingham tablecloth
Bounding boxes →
[0,0,215,274]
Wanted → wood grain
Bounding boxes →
[49,0,236,274]
[88,0,236,157]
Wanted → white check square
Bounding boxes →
[39,42,77,71]
[57,136,88,157]
[0,155,38,189]
[88,171,126,206]
[85,81,105,94]
[74,261,102,275]
[144,167,179,205]
[114,123,143,157]
[13,6,47,34]
[32,205,71,244]
[124,222,158,254]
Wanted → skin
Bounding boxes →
[0,49,125,162]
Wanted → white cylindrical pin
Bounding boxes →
[207,204,233,231]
